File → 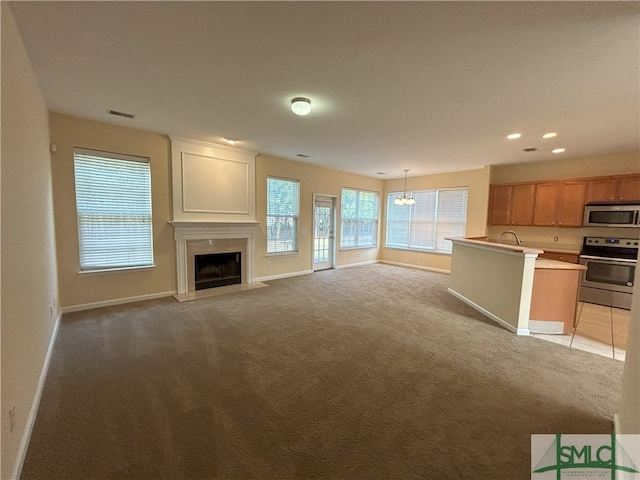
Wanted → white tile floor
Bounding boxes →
[532,302,630,361]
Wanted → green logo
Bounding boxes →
[532,434,639,479]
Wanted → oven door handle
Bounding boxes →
[579,254,638,264]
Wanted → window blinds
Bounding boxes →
[386,187,468,253]
[266,177,299,253]
[74,148,154,271]
[340,188,379,248]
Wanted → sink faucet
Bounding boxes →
[498,230,522,245]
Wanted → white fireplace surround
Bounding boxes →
[171,222,258,295]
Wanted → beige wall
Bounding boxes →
[255,155,384,279]
[490,151,640,184]
[448,243,533,332]
[487,152,640,249]
[49,113,176,308]
[1,5,60,479]
[618,260,640,433]
[380,166,491,272]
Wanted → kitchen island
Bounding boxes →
[447,237,585,335]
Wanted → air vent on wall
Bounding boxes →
[296,154,310,158]
[523,147,538,152]
[108,109,135,119]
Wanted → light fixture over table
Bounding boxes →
[394,169,415,205]
[291,97,312,116]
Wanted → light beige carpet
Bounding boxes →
[21,264,622,479]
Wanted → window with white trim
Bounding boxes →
[267,177,299,254]
[73,148,154,271]
[340,188,379,248]
[386,187,468,253]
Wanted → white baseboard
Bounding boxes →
[12,310,62,480]
[448,288,530,336]
[380,260,450,274]
[335,260,379,269]
[61,291,177,314]
[529,319,565,335]
[255,270,313,282]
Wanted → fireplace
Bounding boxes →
[171,222,258,295]
[194,252,241,290]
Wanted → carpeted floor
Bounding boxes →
[21,264,623,479]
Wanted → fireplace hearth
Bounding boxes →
[194,252,241,290]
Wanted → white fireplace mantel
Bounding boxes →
[171,221,259,294]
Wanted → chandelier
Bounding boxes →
[394,169,415,205]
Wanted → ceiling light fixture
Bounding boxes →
[224,138,237,145]
[507,133,522,139]
[291,97,312,116]
[394,169,416,206]
[542,132,558,139]
[552,148,566,154]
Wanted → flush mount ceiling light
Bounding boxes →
[224,138,238,145]
[507,133,522,139]
[542,132,558,139]
[291,97,312,116]
[394,169,416,206]
[552,148,566,154]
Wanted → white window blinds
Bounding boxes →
[340,188,379,248]
[386,187,468,253]
[267,177,299,253]
[74,148,154,271]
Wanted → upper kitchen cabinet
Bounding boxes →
[533,181,586,227]
[489,183,535,225]
[586,174,640,203]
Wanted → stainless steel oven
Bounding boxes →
[579,237,638,310]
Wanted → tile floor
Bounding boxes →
[532,302,630,361]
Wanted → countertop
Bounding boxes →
[470,237,581,255]
[534,258,587,270]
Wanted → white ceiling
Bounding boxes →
[9,1,640,179]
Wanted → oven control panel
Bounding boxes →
[584,237,639,248]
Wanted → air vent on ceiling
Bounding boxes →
[108,109,135,119]
[296,154,310,158]
[523,147,538,152]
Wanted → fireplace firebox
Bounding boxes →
[194,252,241,290]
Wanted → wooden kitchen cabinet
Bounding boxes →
[586,174,640,202]
[532,181,586,227]
[618,175,640,201]
[538,252,580,263]
[489,183,535,225]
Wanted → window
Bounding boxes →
[267,177,299,254]
[74,148,154,271]
[340,188,379,248]
[386,187,468,253]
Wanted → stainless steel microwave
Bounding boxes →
[583,203,640,227]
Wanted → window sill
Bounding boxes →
[384,247,452,256]
[266,251,300,258]
[339,246,378,251]
[78,265,156,276]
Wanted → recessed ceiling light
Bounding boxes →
[507,133,522,139]
[376,172,386,175]
[542,132,558,139]
[224,138,237,145]
[291,97,312,116]
[552,148,566,154]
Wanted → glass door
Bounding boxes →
[313,196,335,271]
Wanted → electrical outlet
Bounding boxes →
[553,237,559,242]
[9,405,15,433]
[267,261,272,268]
[419,254,424,260]
[357,252,361,258]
